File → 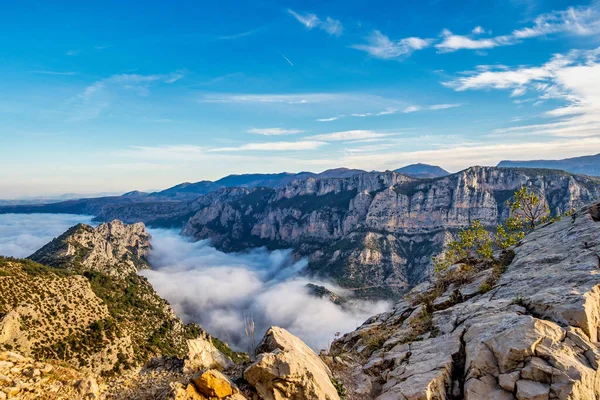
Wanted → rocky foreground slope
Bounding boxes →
[327,202,600,399]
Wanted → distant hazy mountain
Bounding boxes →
[0,168,367,214]
[149,169,366,199]
[394,163,449,179]
[498,153,600,176]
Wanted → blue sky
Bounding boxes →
[1,0,600,197]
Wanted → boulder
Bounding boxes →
[184,334,234,373]
[191,369,237,399]
[244,327,340,400]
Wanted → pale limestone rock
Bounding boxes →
[184,335,233,373]
[498,371,520,392]
[244,326,340,400]
[516,380,549,400]
[331,204,600,400]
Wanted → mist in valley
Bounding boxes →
[0,214,390,351]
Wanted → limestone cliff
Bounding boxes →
[29,220,151,277]
[327,202,600,399]
[180,167,600,298]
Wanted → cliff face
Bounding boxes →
[327,202,600,400]
[29,220,151,277]
[181,167,600,298]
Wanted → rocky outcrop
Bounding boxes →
[29,220,151,277]
[181,167,600,298]
[184,331,234,373]
[0,351,99,399]
[329,203,600,399]
[244,327,340,400]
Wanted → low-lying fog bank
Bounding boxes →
[144,228,390,351]
[0,213,93,257]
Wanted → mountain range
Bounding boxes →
[498,153,600,176]
[2,163,599,300]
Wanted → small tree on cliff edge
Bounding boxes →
[434,186,549,273]
[508,186,550,232]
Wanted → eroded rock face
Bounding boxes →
[29,220,151,277]
[244,327,340,400]
[181,167,600,298]
[184,331,234,373]
[331,203,600,399]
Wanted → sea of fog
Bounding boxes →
[0,213,390,351]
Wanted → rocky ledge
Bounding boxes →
[328,202,600,399]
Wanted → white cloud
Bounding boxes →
[436,29,514,52]
[211,141,326,152]
[445,47,600,141]
[321,17,343,36]
[287,9,342,36]
[142,229,390,350]
[287,9,320,28]
[403,106,421,113]
[247,128,304,136]
[443,52,573,91]
[437,4,600,53]
[352,30,433,59]
[316,116,339,122]
[512,5,600,38]
[309,130,391,141]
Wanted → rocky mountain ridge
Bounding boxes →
[498,153,600,177]
[179,166,600,298]
[29,220,151,277]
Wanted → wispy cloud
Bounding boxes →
[429,103,462,110]
[30,70,77,76]
[316,116,339,122]
[309,130,392,141]
[201,93,337,104]
[352,30,433,59]
[218,27,264,40]
[67,71,185,121]
[403,106,421,113]
[247,128,304,136]
[437,4,600,52]
[287,9,342,36]
[118,145,204,161]
[436,29,514,52]
[512,5,600,38]
[211,141,327,152]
